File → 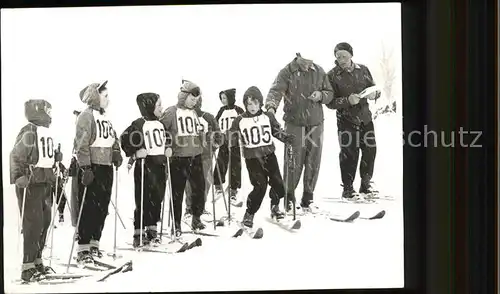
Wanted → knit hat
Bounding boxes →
[242,86,263,109]
[79,80,107,108]
[25,99,52,127]
[136,93,160,120]
[219,88,236,106]
[334,42,353,57]
[177,80,201,108]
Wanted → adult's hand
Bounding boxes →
[348,93,361,105]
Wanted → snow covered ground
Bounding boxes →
[3,112,403,292]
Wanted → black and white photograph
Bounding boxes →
[2,3,403,292]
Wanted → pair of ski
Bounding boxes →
[181,217,264,239]
[121,237,202,254]
[19,260,133,285]
[296,209,386,222]
[266,215,302,232]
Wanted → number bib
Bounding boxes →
[197,117,209,134]
[218,109,238,132]
[239,115,273,149]
[143,120,166,156]
[90,111,115,148]
[176,109,201,137]
[36,126,55,168]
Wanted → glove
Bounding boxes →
[348,93,361,105]
[15,176,30,188]
[266,107,276,114]
[164,147,173,158]
[135,148,148,159]
[112,150,123,167]
[81,167,94,186]
[54,150,62,162]
[281,133,295,145]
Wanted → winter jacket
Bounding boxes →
[326,61,376,125]
[230,86,289,159]
[194,96,223,156]
[120,93,167,166]
[215,88,244,147]
[74,83,120,167]
[10,99,57,185]
[159,81,204,158]
[265,57,334,126]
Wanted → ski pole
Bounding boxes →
[213,151,229,215]
[17,166,33,257]
[228,139,232,225]
[209,143,217,230]
[49,162,60,267]
[46,178,69,240]
[109,198,126,230]
[107,167,122,259]
[159,159,170,240]
[165,153,180,243]
[67,186,87,273]
[140,158,145,247]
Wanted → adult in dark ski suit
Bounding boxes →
[326,42,381,198]
[266,53,334,211]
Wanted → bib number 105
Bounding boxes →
[241,125,271,146]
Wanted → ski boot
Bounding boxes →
[90,247,103,259]
[146,228,161,245]
[35,263,55,275]
[191,215,206,230]
[76,250,94,265]
[213,185,224,201]
[21,267,45,283]
[300,193,319,214]
[171,222,182,239]
[133,231,149,248]
[242,211,254,228]
[230,189,243,207]
[183,208,193,221]
[200,209,212,222]
[58,213,64,224]
[359,181,379,200]
[270,204,285,219]
[342,185,363,202]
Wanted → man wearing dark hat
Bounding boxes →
[265,52,334,213]
[326,42,381,200]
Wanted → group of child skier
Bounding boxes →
[10,79,296,283]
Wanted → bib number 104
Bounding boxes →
[242,125,271,145]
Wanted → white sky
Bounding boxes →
[1,3,401,179]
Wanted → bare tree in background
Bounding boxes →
[374,40,397,119]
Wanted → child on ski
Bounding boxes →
[120,92,166,247]
[184,96,223,221]
[213,88,245,206]
[52,161,68,225]
[160,80,206,236]
[228,86,294,228]
[10,99,63,282]
[73,81,123,264]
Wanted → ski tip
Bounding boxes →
[194,238,202,246]
[253,228,264,239]
[370,210,386,219]
[291,220,302,229]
